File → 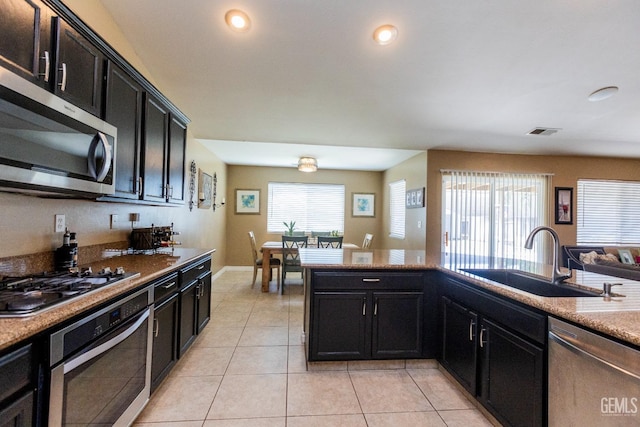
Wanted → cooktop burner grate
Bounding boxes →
[0,268,137,317]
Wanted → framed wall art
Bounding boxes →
[555,187,573,224]
[406,187,425,208]
[197,169,212,209]
[235,189,260,214]
[352,193,375,217]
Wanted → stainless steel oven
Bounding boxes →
[48,285,153,426]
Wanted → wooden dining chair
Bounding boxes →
[362,233,374,249]
[248,231,281,289]
[317,236,343,248]
[281,235,308,293]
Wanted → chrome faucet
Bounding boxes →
[524,226,572,284]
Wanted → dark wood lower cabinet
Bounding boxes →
[196,271,212,334]
[178,280,197,357]
[151,293,178,393]
[312,292,368,360]
[439,275,545,427]
[441,296,478,394]
[372,292,423,359]
[306,270,429,362]
[479,318,543,427]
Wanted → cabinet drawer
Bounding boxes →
[313,271,425,291]
[153,272,179,304]
[443,277,547,344]
[0,343,33,402]
[179,257,211,287]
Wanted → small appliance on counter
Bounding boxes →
[130,223,181,252]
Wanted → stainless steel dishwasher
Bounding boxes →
[548,317,640,426]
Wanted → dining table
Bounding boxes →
[259,240,359,292]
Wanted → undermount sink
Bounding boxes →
[462,269,602,297]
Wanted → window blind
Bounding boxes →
[442,171,550,267]
[389,179,406,239]
[267,182,345,233]
[577,179,640,245]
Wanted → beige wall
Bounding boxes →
[380,152,428,250]
[226,165,383,266]
[426,150,640,264]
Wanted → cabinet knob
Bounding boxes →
[58,63,67,91]
[40,51,50,82]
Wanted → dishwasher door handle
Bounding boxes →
[549,331,640,381]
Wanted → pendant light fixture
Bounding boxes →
[298,157,318,172]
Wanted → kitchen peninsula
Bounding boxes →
[300,248,640,427]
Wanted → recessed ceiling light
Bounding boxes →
[225,9,251,32]
[588,86,618,102]
[373,25,398,46]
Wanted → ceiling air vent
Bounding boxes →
[527,127,561,136]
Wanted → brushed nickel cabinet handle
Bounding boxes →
[40,51,50,82]
[59,63,67,91]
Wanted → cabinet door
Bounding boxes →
[372,292,423,359]
[167,116,186,204]
[104,62,143,199]
[0,0,52,87]
[142,94,169,203]
[440,296,478,395]
[178,280,197,357]
[479,318,543,427]
[54,18,104,116]
[196,271,212,334]
[310,292,368,361]
[151,293,178,393]
[0,390,33,427]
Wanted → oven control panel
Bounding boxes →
[50,286,152,366]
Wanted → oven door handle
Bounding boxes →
[64,308,150,374]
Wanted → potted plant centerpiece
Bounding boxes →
[283,221,296,236]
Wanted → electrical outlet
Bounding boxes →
[55,214,65,233]
[110,214,118,229]
[417,220,422,229]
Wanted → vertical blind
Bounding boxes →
[442,170,550,267]
[267,182,345,233]
[389,179,406,239]
[577,179,640,245]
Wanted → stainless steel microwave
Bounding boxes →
[0,67,117,197]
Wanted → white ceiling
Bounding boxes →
[98,0,640,170]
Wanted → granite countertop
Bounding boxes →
[441,263,640,348]
[299,248,433,269]
[300,249,640,348]
[0,247,215,352]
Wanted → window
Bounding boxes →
[577,179,640,245]
[267,182,345,233]
[389,179,406,239]
[442,171,550,267]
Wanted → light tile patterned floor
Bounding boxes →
[133,270,497,426]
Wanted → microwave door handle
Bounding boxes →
[87,132,112,182]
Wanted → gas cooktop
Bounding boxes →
[0,267,139,317]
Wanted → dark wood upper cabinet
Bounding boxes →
[53,17,104,116]
[0,0,53,87]
[142,94,169,203]
[104,62,143,199]
[168,116,187,204]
